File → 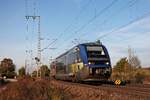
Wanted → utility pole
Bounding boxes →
[26,15,41,78]
[25,0,42,78]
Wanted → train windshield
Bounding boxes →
[86,46,108,64]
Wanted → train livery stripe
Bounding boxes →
[79,45,88,64]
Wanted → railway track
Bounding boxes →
[82,83,150,97]
[99,84,150,97]
[50,79,150,99]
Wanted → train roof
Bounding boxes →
[81,42,102,46]
[55,41,103,59]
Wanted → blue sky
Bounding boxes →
[0,0,150,71]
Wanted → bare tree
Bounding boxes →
[128,47,141,69]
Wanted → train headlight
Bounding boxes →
[88,62,91,64]
[106,62,109,65]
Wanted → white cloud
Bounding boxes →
[100,16,150,67]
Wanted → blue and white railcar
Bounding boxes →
[51,41,112,82]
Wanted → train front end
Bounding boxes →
[78,41,112,80]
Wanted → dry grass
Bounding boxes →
[0,78,65,100]
[111,68,150,84]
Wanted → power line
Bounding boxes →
[66,0,117,42]
[40,39,57,52]
[57,0,93,39]
[48,0,93,54]
[68,0,118,38]
[97,11,150,40]
[115,30,150,43]
[48,0,93,52]
[55,0,118,53]
[78,0,139,38]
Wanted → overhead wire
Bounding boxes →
[112,0,139,40]
[41,39,57,52]
[55,0,119,54]
[97,11,150,40]
[67,0,118,39]
[110,13,150,43]
[120,32,150,42]
[48,0,93,53]
[56,0,149,57]
[57,0,93,39]
[78,0,139,38]
[47,0,92,49]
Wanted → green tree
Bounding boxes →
[32,70,37,77]
[113,57,130,80]
[114,57,129,73]
[31,65,50,78]
[0,58,16,78]
[40,65,50,78]
[18,67,26,77]
[113,56,144,83]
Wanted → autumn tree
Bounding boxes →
[112,47,144,83]
[113,57,130,80]
[128,47,141,69]
[127,47,145,82]
[31,65,50,78]
[18,67,26,77]
[31,70,37,77]
[0,58,16,78]
[40,65,50,78]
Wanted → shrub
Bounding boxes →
[134,71,145,84]
[0,78,65,100]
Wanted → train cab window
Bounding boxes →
[86,46,106,58]
[86,46,108,65]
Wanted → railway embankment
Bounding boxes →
[50,79,150,100]
[0,78,150,100]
